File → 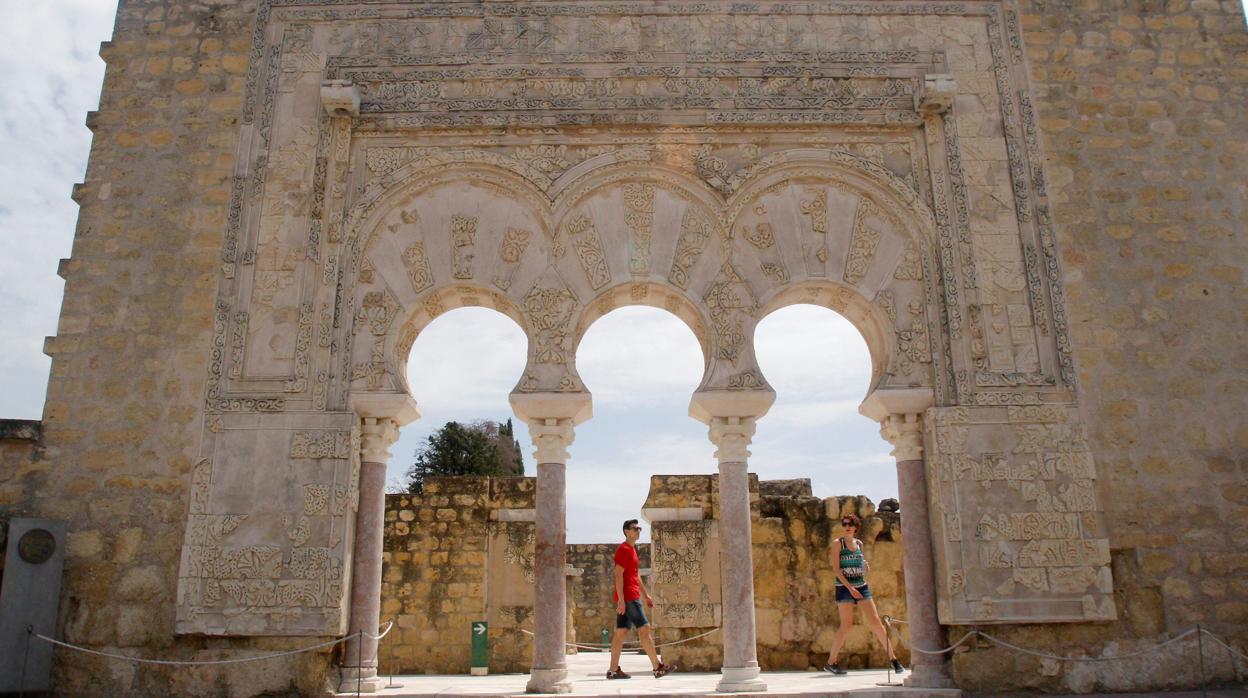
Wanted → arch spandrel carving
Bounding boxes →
[341,152,945,400]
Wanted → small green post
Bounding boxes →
[470,620,489,676]
[600,627,609,648]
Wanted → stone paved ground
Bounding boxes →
[338,652,1248,698]
[338,651,956,697]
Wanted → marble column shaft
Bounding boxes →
[526,420,575,694]
[342,416,400,693]
[882,412,953,689]
[711,417,766,693]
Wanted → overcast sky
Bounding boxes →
[11,2,1242,543]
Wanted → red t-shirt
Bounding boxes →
[612,542,641,602]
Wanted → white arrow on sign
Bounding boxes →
[474,623,486,635]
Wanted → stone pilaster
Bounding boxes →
[341,393,418,694]
[859,389,952,689]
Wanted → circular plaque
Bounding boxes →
[18,528,56,565]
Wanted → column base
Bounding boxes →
[526,667,572,694]
[716,665,767,693]
[904,663,956,689]
[339,666,382,694]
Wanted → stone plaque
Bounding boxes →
[0,518,67,693]
[650,521,722,628]
[926,405,1117,624]
[17,528,56,565]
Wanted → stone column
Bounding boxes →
[709,416,767,693]
[341,394,419,694]
[526,419,575,693]
[860,389,952,689]
[511,392,591,695]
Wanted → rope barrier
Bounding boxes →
[882,616,1246,666]
[518,626,720,650]
[1202,629,1248,662]
[34,633,353,667]
[31,621,396,668]
[28,614,1247,674]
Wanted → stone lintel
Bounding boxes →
[495,508,535,522]
[640,506,704,523]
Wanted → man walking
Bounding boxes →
[607,519,675,679]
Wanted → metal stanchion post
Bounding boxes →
[19,625,33,698]
[875,617,903,687]
[388,630,396,688]
[1197,624,1207,698]
[357,631,363,697]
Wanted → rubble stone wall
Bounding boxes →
[379,477,535,675]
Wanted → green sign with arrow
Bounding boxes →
[470,620,489,675]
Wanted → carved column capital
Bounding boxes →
[880,412,925,461]
[709,416,756,464]
[529,418,576,465]
[359,417,400,463]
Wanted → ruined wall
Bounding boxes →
[0,421,41,508]
[566,542,651,649]
[642,475,909,672]
[4,0,1244,694]
[378,476,535,675]
[938,2,1248,693]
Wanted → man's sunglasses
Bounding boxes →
[628,526,643,531]
[840,521,858,528]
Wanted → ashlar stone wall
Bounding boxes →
[942,2,1248,693]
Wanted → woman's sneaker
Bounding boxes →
[891,659,906,674]
[823,662,847,675]
[606,668,631,679]
[653,662,676,678]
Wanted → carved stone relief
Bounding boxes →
[650,521,722,629]
[926,405,1115,624]
[176,413,358,636]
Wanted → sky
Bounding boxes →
[5,2,1245,544]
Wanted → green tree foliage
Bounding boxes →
[406,419,525,493]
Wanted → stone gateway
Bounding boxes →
[0,0,1245,696]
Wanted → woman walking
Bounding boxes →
[823,513,905,675]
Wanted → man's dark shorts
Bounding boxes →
[615,599,649,630]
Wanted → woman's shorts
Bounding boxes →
[616,599,649,629]
[835,584,872,605]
